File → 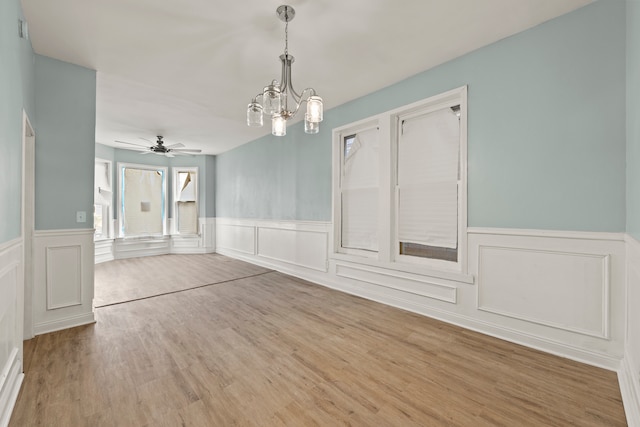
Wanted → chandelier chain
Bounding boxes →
[284,20,289,56]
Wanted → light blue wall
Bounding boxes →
[216,125,326,220]
[0,0,35,243]
[101,144,215,219]
[34,55,96,230]
[628,0,640,240]
[216,0,626,232]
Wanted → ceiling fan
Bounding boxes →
[114,136,202,157]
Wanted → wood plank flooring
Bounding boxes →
[10,255,627,426]
[93,253,271,307]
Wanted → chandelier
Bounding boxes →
[246,5,323,136]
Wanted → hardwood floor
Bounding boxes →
[93,253,271,307]
[11,255,627,426]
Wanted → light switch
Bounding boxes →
[76,211,86,223]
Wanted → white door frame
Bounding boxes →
[22,110,35,340]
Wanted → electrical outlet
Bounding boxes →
[76,211,86,223]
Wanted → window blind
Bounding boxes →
[341,127,379,251]
[123,168,163,235]
[397,107,459,249]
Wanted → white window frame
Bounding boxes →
[392,91,467,272]
[331,86,468,276]
[333,118,384,259]
[117,162,168,238]
[172,166,199,235]
[94,158,112,240]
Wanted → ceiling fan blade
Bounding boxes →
[115,140,149,148]
[139,137,153,143]
[140,151,152,155]
[172,149,202,153]
[165,142,184,149]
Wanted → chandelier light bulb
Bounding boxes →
[272,114,286,136]
[304,114,319,134]
[306,96,323,123]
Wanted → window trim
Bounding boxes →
[172,166,199,236]
[94,158,112,240]
[332,117,384,259]
[392,88,468,273]
[117,162,168,238]
[331,85,468,276]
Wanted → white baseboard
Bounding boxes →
[0,349,23,427]
[33,312,96,336]
[619,350,640,427]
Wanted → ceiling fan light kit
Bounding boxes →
[246,5,323,136]
[115,136,202,157]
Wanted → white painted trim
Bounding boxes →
[619,349,640,427]
[335,262,457,303]
[0,348,23,427]
[0,239,21,255]
[33,312,96,336]
[469,227,626,242]
[34,228,95,238]
[45,245,83,310]
[476,245,611,339]
[33,229,95,336]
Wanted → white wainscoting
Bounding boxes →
[0,238,23,427]
[170,218,216,255]
[467,228,625,369]
[33,229,96,335]
[96,218,216,263]
[216,218,329,276]
[620,235,640,426]
[216,219,627,371]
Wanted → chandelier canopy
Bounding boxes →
[246,5,323,136]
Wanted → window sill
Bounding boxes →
[330,252,474,285]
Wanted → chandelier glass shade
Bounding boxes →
[246,5,323,136]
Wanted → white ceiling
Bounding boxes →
[21,0,591,155]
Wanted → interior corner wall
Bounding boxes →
[0,0,35,244]
[34,55,96,231]
[215,0,626,233]
[628,1,640,241]
[624,0,640,422]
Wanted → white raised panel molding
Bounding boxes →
[33,229,95,335]
[216,222,256,255]
[215,218,330,275]
[0,238,24,427]
[476,246,609,339]
[336,263,457,303]
[468,228,625,369]
[257,227,328,272]
[46,245,82,310]
[94,239,114,264]
[620,234,640,427]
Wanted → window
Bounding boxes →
[94,159,112,239]
[332,86,467,273]
[396,105,461,263]
[173,167,199,235]
[118,163,168,237]
[339,125,380,254]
